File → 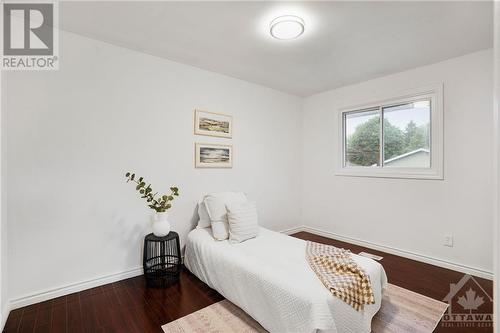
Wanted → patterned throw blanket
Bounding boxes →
[306,241,375,311]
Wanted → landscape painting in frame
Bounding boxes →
[194,110,232,138]
[195,143,233,168]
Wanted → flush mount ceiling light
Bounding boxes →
[270,15,305,40]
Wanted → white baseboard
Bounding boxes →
[1,302,11,331]
[8,266,143,311]
[279,226,305,235]
[282,225,493,280]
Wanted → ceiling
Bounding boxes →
[60,1,493,97]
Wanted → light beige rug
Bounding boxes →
[162,283,448,333]
[372,284,448,333]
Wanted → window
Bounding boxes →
[338,85,443,179]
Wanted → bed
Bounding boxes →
[184,227,388,333]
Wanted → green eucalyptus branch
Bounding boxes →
[125,172,179,213]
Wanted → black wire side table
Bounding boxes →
[143,231,181,288]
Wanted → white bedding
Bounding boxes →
[184,227,388,333]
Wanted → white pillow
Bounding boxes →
[196,201,211,229]
[203,192,247,240]
[227,201,259,243]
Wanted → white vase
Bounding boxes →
[152,211,171,237]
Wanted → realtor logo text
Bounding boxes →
[2,2,59,70]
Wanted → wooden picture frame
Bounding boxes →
[194,110,232,138]
[195,143,233,168]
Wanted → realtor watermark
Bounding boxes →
[2,1,59,70]
[441,274,493,329]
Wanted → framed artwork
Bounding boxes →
[194,110,232,138]
[195,143,233,168]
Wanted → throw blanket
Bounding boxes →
[306,241,375,311]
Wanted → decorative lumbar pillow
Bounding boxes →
[226,201,259,243]
[196,201,211,229]
[203,192,247,240]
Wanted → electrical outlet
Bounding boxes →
[444,234,453,247]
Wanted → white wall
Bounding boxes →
[0,71,6,328]
[493,1,500,326]
[2,30,302,305]
[301,49,494,276]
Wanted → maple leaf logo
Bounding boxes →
[457,288,484,312]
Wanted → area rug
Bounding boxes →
[161,283,448,333]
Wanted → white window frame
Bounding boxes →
[336,84,443,180]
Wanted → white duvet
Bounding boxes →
[184,227,387,333]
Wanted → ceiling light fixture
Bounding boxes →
[270,15,305,40]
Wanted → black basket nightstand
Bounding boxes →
[143,232,181,288]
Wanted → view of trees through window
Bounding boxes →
[344,100,430,168]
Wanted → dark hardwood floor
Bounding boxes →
[3,232,493,333]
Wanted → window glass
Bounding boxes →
[383,100,430,168]
[344,109,380,167]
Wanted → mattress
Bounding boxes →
[184,227,388,333]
